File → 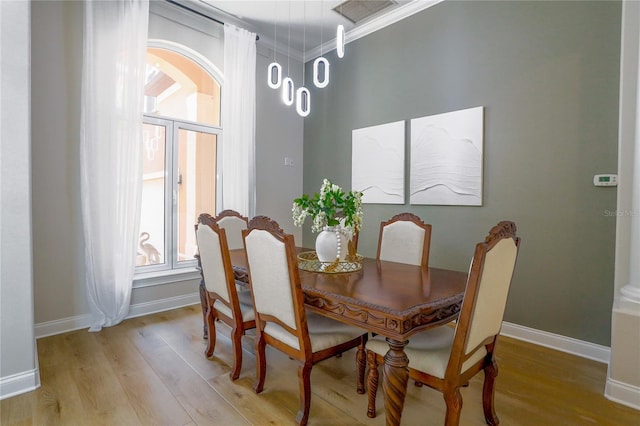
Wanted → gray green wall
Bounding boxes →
[303,1,621,346]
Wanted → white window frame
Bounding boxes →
[134,40,224,287]
[137,116,222,273]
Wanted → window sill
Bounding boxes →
[133,267,202,289]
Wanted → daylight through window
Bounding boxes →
[137,47,221,272]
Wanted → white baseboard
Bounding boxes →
[605,377,640,410]
[34,292,200,339]
[0,368,40,401]
[35,312,93,339]
[126,293,201,319]
[35,302,611,361]
[500,321,611,364]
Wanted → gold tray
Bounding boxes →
[297,251,363,273]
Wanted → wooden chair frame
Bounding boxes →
[215,209,249,221]
[367,221,520,426]
[243,216,368,426]
[195,213,256,381]
[376,212,432,266]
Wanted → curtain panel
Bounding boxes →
[80,0,149,331]
[222,24,257,217]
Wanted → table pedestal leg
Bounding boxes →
[383,338,409,426]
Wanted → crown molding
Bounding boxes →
[306,0,445,61]
[186,0,444,64]
[259,33,305,64]
[185,0,305,62]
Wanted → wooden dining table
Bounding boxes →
[220,248,468,426]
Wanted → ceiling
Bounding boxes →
[183,0,442,61]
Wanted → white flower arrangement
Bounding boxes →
[292,179,363,237]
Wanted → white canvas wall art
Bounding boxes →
[352,120,405,204]
[410,106,484,206]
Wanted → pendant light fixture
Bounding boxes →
[336,24,345,58]
[282,1,294,106]
[267,63,282,89]
[313,0,330,88]
[296,86,310,117]
[336,2,345,58]
[296,1,310,117]
[313,57,329,88]
[267,8,282,89]
[282,77,295,106]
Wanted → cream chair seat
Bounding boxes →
[265,311,367,353]
[211,297,254,322]
[366,326,486,380]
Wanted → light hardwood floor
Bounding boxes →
[2,305,638,425]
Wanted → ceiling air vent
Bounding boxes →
[332,0,397,24]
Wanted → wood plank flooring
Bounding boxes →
[2,305,638,425]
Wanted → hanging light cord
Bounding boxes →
[273,11,277,61]
[320,0,324,57]
[287,1,291,74]
[302,1,306,85]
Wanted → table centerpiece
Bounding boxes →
[292,179,363,268]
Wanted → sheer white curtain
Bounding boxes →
[80,0,149,331]
[222,24,257,217]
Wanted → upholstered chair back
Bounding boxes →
[216,210,249,250]
[244,227,298,332]
[378,212,432,266]
[196,220,230,304]
[463,236,519,356]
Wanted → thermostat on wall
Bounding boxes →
[593,174,618,187]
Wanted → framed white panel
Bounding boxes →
[352,121,405,204]
[410,106,484,206]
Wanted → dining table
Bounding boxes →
[221,248,468,426]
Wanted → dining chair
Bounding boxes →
[377,212,432,266]
[365,221,520,425]
[215,209,249,250]
[195,213,256,381]
[196,210,249,338]
[242,215,368,426]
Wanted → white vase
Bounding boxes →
[315,227,348,262]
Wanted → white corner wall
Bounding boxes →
[607,0,640,410]
[0,0,39,399]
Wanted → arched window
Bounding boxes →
[138,43,222,271]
